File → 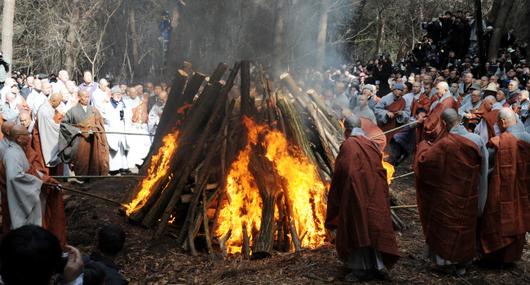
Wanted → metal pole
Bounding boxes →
[47,183,125,207]
[79,131,155,136]
[370,121,417,139]
[392,171,414,180]
[391,204,417,209]
[52,175,144,180]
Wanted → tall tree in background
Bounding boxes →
[1,0,16,66]
[316,0,330,71]
[487,0,514,60]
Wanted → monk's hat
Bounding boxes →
[362,84,375,93]
[484,82,497,93]
[111,86,122,94]
[393,83,404,91]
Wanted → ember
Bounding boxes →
[216,117,328,254]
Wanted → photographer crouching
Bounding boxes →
[0,52,10,89]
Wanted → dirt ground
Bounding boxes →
[65,162,530,284]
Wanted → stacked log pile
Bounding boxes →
[125,61,348,257]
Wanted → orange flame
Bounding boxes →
[382,159,395,185]
[215,117,328,254]
[125,131,180,216]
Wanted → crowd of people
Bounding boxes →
[320,9,530,283]
[1,7,530,284]
[0,67,169,284]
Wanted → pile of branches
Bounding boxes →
[125,61,344,256]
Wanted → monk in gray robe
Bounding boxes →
[59,90,109,175]
[37,93,63,167]
[352,94,377,124]
[4,125,44,229]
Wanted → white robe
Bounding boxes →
[101,100,130,171]
[26,90,48,117]
[4,142,43,229]
[37,101,61,167]
[124,96,151,168]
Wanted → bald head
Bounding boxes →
[50,93,63,108]
[344,115,361,131]
[1,121,15,138]
[441,108,460,130]
[18,111,32,129]
[484,95,496,104]
[10,124,31,146]
[497,107,517,132]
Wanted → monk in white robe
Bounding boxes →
[101,86,130,173]
[124,87,150,169]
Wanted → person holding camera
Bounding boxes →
[0,225,84,285]
[0,52,10,90]
[101,86,130,175]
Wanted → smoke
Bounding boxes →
[174,0,357,75]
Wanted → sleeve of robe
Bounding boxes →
[374,95,391,124]
[4,147,43,229]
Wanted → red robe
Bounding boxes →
[325,135,399,268]
[421,96,458,143]
[378,98,406,142]
[480,132,530,262]
[411,92,433,116]
[24,142,67,247]
[415,134,482,262]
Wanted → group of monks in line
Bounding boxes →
[326,80,530,282]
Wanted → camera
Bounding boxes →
[56,252,69,273]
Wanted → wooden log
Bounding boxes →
[139,70,188,175]
[209,63,229,83]
[139,82,224,227]
[176,100,235,245]
[249,139,279,258]
[202,190,213,255]
[242,221,251,259]
[308,105,335,172]
[177,72,206,114]
[152,63,241,237]
[240,60,253,117]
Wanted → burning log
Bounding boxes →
[248,138,279,258]
[152,63,241,237]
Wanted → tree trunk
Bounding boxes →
[1,0,16,69]
[316,0,329,71]
[374,10,384,59]
[128,3,139,80]
[64,5,80,76]
[487,0,515,61]
[272,1,286,78]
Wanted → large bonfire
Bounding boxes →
[123,61,395,257]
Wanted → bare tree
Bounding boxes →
[1,0,16,67]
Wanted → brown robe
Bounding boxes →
[379,98,406,142]
[325,134,399,268]
[411,92,433,116]
[421,96,458,143]
[480,132,530,262]
[415,134,482,262]
[61,105,110,176]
